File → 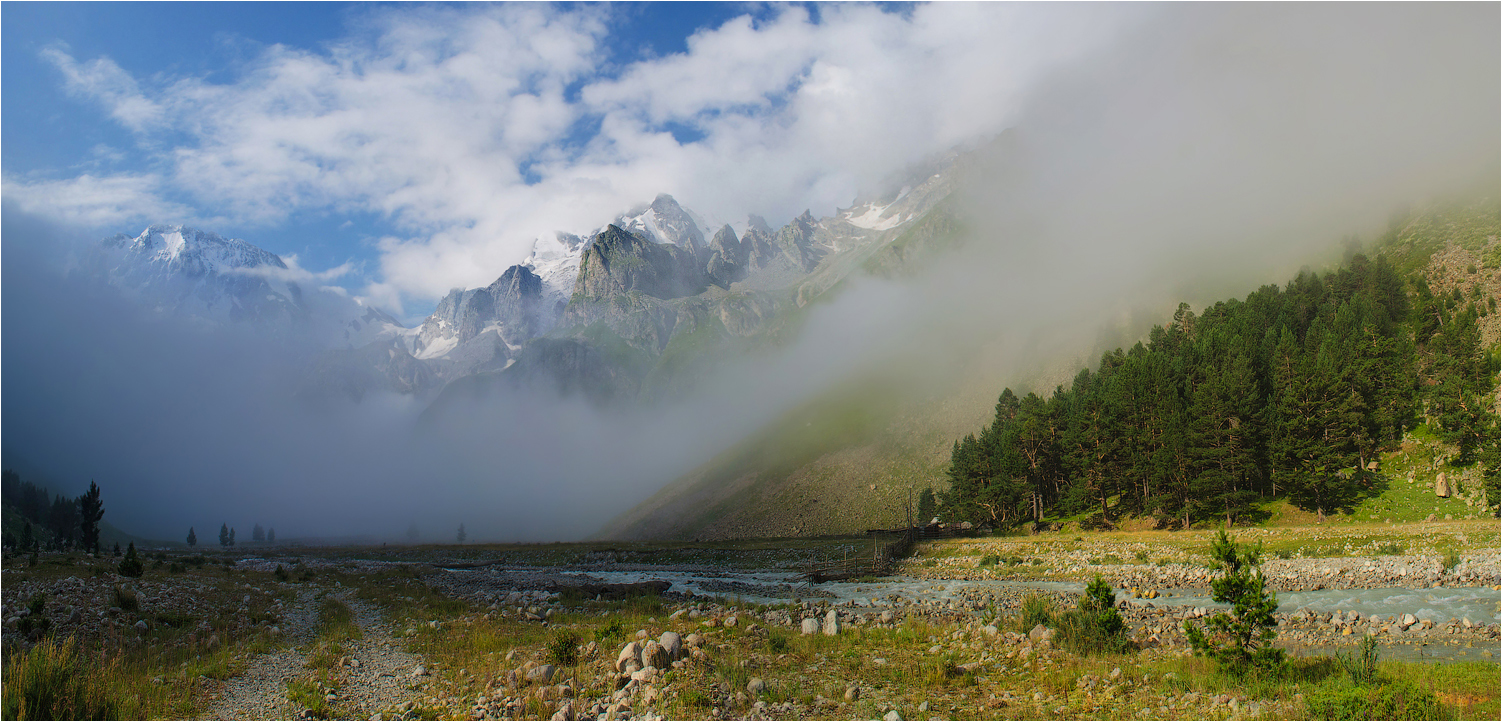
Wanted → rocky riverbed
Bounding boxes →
[3,525,1499,721]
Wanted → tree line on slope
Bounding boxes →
[1,471,106,554]
[944,252,1499,529]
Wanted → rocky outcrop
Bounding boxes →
[416,264,549,357]
[574,225,707,302]
[741,215,779,271]
[775,211,824,273]
[705,225,748,287]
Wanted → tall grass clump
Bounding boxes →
[1055,575,1134,655]
[1,637,127,720]
[1335,635,1380,685]
[1307,636,1447,719]
[1017,593,1054,631]
[1305,677,1445,720]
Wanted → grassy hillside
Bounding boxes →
[600,188,1500,541]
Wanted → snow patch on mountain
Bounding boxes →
[844,201,907,230]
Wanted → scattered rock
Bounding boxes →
[616,642,641,672]
[658,631,682,659]
[823,609,840,636]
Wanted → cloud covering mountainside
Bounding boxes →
[2,3,1495,543]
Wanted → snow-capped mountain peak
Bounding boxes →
[91,224,403,349]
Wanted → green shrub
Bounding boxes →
[18,593,51,636]
[1055,575,1133,656]
[1018,593,1054,630]
[978,554,1000,567]
[1441,548,1461,571]
[1335,635,1380,685]
[168,562,185,574]
[1134,550,1149,564]
[1,637,124,719]
[274,564,290,581]
[1373,542,1404,556]
[546,630,580,667]
[117,543,143,578]
[1305,677,1445,720]
[1184,530,1284,676]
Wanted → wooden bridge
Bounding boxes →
[798,528,918,583]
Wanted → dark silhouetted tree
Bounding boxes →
[19,521,34,553]
[219,523,230,548]
[186,527,197,546]
[229,527,236,546]
[118,542,143,578]
[252,524,265,542]
[78,481,105,554]
[456,523,467,543]
[267,528,276,543]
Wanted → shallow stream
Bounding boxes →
[583,569,1501,623]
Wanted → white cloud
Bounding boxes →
[226,254,357,285]
[42,46,164,132]
[35,4,1128,303]
[1,173,192,229]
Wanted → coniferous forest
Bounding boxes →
[944,231,1501,530]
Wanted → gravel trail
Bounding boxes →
[199,589,422,720]
[328,597,424,719]
[200,587,322,720]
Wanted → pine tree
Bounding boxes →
[252,524,265,543]
[1184,531,1284,675]
[916,488,937,524]
[1270,324,1364,521]
[187,527,197,546]
[118,542,143,578]
[77,481,105,555]
[267,528,276,543]
[229,527,236,546]
[219,523,230,548]
[456,523,467,543]
[19,521,34,553]
[1185,330,1262,527]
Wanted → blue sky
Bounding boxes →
[3,2,1112,319]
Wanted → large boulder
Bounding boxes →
[801,618,820,635]
[1028,624,1054,643]
[526,665,556,685]
[642,640,669,670]
[823,609,840,636]
[615,642,642,673]
[658,631,683,660]
[1436,473,1451,497]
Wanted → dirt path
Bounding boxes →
[199,587,321,720]
[328,597,425,719]
[199,589,423,720]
